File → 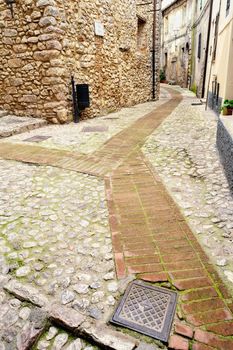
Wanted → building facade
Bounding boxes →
[161,0,233,103]
[161,0,193,87]
[0,0,161,123]
[191,0,211,97]
[206,0,233,113]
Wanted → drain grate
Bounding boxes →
[191,102,203,106]
[111,280,177,342]
[82,126,109,132]
[7,119,26,124]
[23,135,51,142]
[103,117,120,120]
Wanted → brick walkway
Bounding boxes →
[1,88,233,349]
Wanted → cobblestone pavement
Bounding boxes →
[0,288,100,350]
[0,160,117,321]
[2,98,167,155]
[1,87,233,350]
[143,86,233,292]
[0,97,169,350]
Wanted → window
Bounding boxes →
[181,47,185,66]
[164,16,168,34]
[137,16,147,51]
[182,6,186,26]
[164,52,168,67]
[226,0,230,16]
[212,13,219,61]
[197,33,202,59]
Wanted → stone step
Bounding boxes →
[0,110,8,118]
[0,115,47,138]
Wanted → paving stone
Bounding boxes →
[46,326,58,340]
[19,307,31,320]
[88,307,102,320]
[61,290,75,305]
[79,321,139,350]
[49,304,86,331]
[73,284,89,295]
[107,281,118,293]
[65,339,83,350]
[52,333,69,349]
[168,335,189,350]
[174,322,193,339]
[37,339,50,349]
[136,342,159,350]
[4,280,49,307]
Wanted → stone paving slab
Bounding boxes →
[0,115,47,138]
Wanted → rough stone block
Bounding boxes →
[79,321,138,350]
[4,280,49,307]
[49,304,86,331]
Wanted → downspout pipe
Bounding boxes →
[152,0,157,100]
[202,0,213,98]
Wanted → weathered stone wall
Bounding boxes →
[217,118,233,193]
[0,0,160,123]
[0,0,67,122]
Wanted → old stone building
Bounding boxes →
[0,0,161,123]
[191,0,211,97]
[161,0,193,87]
[161,0,214,96]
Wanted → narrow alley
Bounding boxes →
[0,86,233,349]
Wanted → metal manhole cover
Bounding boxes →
[23,135,51,142]
[103,117,120,120]
[7,119,26,124]
[111,280,177,342]
[191,102,203,106]
[82,126,109,132]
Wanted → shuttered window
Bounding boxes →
[213,13,219,61]
[197,33,202,59]
[226,0,230,16]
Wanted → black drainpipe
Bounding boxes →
[71,76,79,123]
[152,0,157,100]
[202,0,213,98]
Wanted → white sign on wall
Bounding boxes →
[94,21,105,37]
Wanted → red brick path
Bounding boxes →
[1,89,233,349]
[104,90,233,349]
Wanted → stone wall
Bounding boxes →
[0,0,160,123]
[216,118,233,193]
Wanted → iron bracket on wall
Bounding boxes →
[71,76,80,123]
[4,0,15,18]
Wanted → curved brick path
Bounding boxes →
[1,89,233,349]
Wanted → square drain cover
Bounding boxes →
[82,126,108,132]
[23,135,51,142]
[111,280,177,342]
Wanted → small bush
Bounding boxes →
[222,99,233,109]
[160,69,166,82]
[190,83,197,95]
